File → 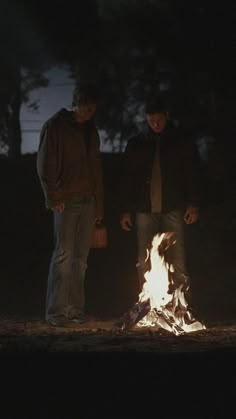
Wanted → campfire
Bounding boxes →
[116,232,206,335]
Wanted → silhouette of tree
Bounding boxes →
[0,0,49,158]
[70,0,236,150]
[1,0,235,156]
[0,0,99,157]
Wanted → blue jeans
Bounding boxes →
[46,194,96,321]
[135,210,190,299]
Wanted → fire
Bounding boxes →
[139,233,174,310]
[116,232,206,335]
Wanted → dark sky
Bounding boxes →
[1,0,98,63]
[2,0,236,153]
[1,0,236,68]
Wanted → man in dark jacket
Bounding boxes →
[120,98,201,307]
[37,84,104,327]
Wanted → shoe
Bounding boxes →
[69,316,86,324]
[47,317,68,327]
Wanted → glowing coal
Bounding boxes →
[115,232,206,335]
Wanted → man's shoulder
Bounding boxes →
[165,123,181,138]
[43,108,70,128]
[127,132,147,145]
[167,125,192,145]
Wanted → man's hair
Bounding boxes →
[145,95,168,115]
[72,83,99,106]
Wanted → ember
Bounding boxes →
[116,232,206,335]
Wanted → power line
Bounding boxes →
[45,83,75,87]
[20,119,44,122]
[22,129,40,133]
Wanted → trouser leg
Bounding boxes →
[161,210,192,306]
[67,197,96,318]
[46,208,78,320]
[135,212,161,291]
[46,196,96,321]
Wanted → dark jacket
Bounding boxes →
[37,108,104,217]
[120,124,201,214]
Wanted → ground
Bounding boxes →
[1,317,236,418]
[1,316,236,353]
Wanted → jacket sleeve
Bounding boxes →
[183,139,203,208]
[90,129,104,218]
[36,121,63,208]
[119,138,137,214]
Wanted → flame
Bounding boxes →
[136,232,206,335]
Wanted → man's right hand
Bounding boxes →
[52,202,65,213]
[120,213,133,231]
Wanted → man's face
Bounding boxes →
[75,103,97,122]
[146,112,168,134]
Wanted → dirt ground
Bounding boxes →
[0,316,236,418]
[1,318,236,419]
[0,316,236,353]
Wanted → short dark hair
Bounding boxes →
[145,95,168,114]
[72,83,99,106]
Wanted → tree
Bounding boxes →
[72,0,220,150]
[71,0,236,150]
[73,0,181,151]
[0,0,100,157]
[2,0,235,156]
[0,0,49,158]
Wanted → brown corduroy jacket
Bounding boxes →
[37,108,104,218]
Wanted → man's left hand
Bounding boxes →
[95,217,103,225]
[184,207,199,224]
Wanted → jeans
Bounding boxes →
[135,210,191,303]
[46,194,96,321]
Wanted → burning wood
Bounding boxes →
[115,232,206,335]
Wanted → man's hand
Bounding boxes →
[52,202,65,213]
[95,216,103,225]
[184,206,199,224]
[120,213,133,231]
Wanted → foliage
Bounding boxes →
[71,0,235,149]
[0,0,50,156]
[1,0,236,155]
[68,0,236,149]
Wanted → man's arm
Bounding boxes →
[37,122,63,209]
[120,212,133,231]
[184,206,199,224]
[183,138,202,224]
[119,137,139,231]
[184,139,202,203]
[90,128,104,220]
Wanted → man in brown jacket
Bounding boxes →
[37,84,104,327]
